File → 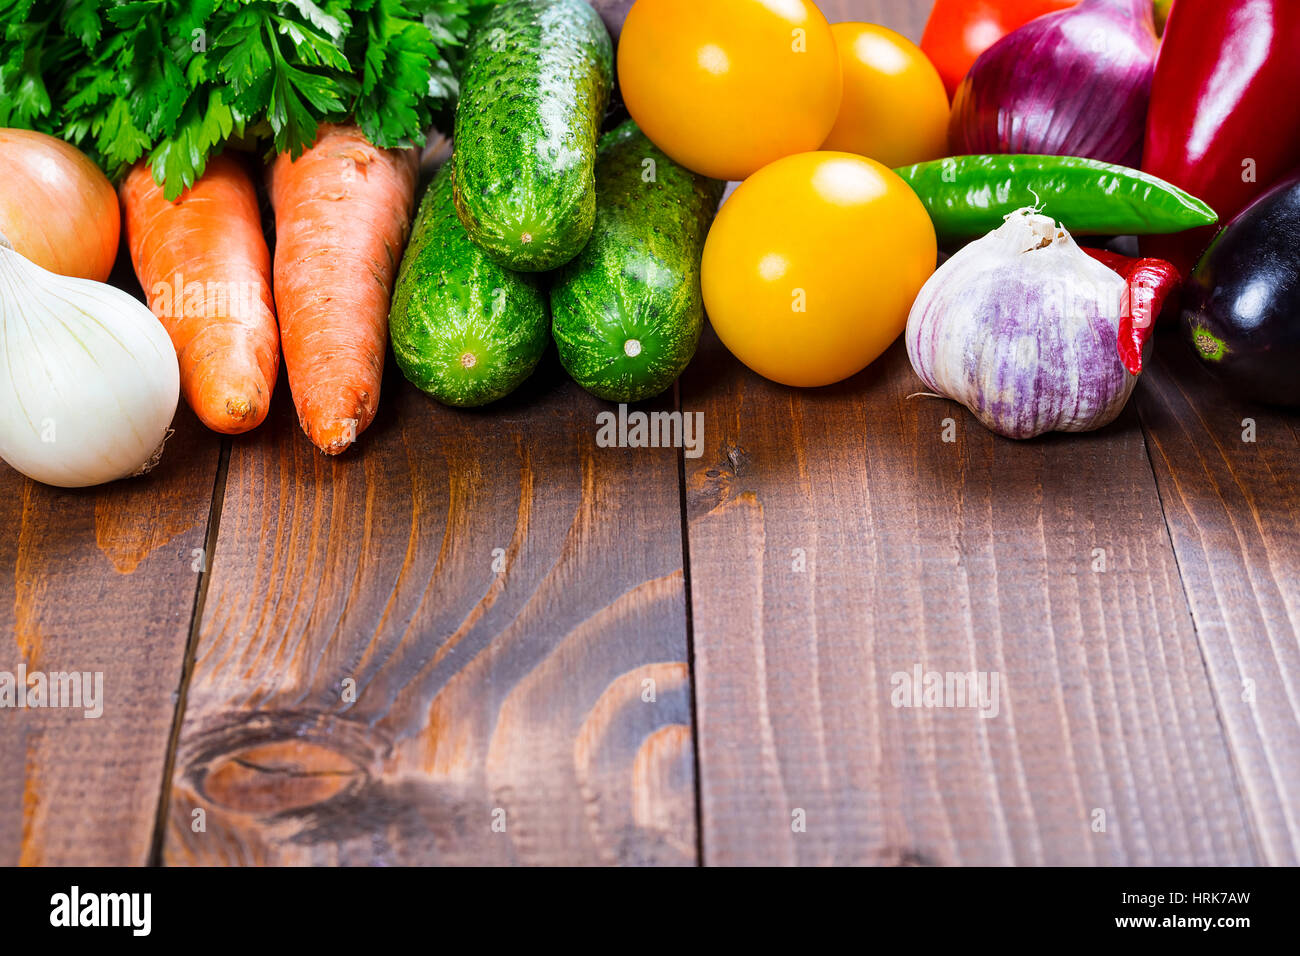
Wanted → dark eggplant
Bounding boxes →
[1181,171,1300,406]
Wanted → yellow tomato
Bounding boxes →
[617,0,842,182]
[821,23,950,168]
[702,152,937,388]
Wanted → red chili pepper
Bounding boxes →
[1141,0,1300,275]
[920,0,1081,100]
[1084,248,1180,376]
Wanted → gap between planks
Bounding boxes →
[673,379,707,867]
[148,437,232,866]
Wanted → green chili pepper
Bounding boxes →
[893,154,1218,244]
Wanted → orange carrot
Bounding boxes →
[121,154,279,434]
[268,124,418,454]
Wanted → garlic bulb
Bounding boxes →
[905,209,1131,439]
[0,235,180,487]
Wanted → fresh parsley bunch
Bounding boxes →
[0,0,497,198]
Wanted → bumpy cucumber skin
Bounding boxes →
[390,167,549,408]
[551,121,724,403]
[452,0,613,272]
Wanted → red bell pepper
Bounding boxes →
[1141,0,1300,275]
[920,0,1081,100]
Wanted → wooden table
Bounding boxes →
[3,0,1297,867]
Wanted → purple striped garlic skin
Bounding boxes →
[905,211,1133,440]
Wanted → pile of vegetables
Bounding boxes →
[0,0,1298,489]
[392,0,727,407]
[3,0,488,196]
[610,0,1298,434]
[923,0,1300,429]
[0,0,491,477]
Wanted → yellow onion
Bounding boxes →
[0,129,120,282]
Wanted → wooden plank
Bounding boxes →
[683,326,1257,864]
[0,245,223,866]
[676,0,1261,871]
[0,415,220,866]
[1137,341,1300,865]
[162,359,694,866]
[161,2,692,867]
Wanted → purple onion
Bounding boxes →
[949,0,1158,167]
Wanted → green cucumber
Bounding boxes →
[452,0,613,272]
[389,166,549,407]
[551,121,724,403]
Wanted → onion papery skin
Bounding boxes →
[949,0,1158,167]
[906,212,1134,440]
[0,129,120,283]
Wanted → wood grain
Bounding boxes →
[0,407,220,865]
[682,331,1258,865]
[162,358,694,866]
[1137,339,1300,865]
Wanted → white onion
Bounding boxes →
[0,236,180,487]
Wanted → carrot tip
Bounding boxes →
[312,418,362,456]
[191,395,266,435]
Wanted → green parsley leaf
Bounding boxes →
[0,0,503,190]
